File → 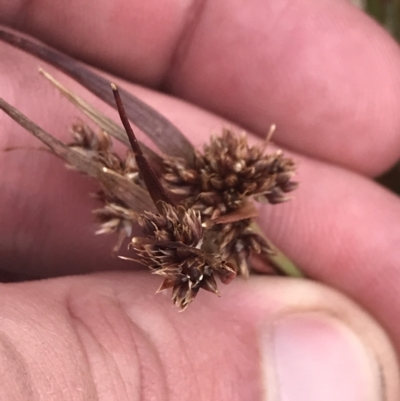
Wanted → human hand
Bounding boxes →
[1,1,400,400]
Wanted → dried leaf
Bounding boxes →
[38,68,163,168]
[203,201,259,228]
[0,96,153,213]
[112,84,174,211]
[0,28,195,160]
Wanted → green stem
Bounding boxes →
[267,245,304,277]
[250,223,304,277]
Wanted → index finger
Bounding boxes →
[1,0,400,175]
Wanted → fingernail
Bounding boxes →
[261,313,382,401]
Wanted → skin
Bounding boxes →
[0,0,400,399]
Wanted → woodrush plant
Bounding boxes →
[0,29,302,310]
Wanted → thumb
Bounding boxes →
[0,272,397,401]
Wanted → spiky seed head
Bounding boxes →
[131,202,236,309]
[163,128,297,219]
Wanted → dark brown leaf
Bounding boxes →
[0,28,195,160]
[112,84,174,211]
[39,68,163,167]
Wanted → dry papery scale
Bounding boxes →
[0,28,302,310]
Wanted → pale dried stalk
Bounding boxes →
[39,68,163,168]
[0,97,151,213]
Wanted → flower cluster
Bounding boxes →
[163,128,297,277]
[0,28,299,310]
[164,128,297,220]
[68,123,141,249]
[131,202,236,309]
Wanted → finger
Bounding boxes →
[259,155,400,358]
[1,1,400,175]
[165,0,400,176]
[1,272,398,401]
[3,43,400,362]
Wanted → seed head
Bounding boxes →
[164,128,297,220]
[131,202,236,309]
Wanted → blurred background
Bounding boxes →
[353,0,400,40]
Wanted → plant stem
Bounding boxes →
[250,222,304,277]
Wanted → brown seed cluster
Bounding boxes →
[131,202,236,309]
[164,128,297,220]
[218,219,274,277]
[67,124,297,303]
[69,122,140,181]
[66,122,239,310]
[68,123,141,250]
[163,128,297,278]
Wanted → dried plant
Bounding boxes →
[0,28,302,310]
[68,123,143,249]
[131,202,236,309]
[163,126,297,278]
